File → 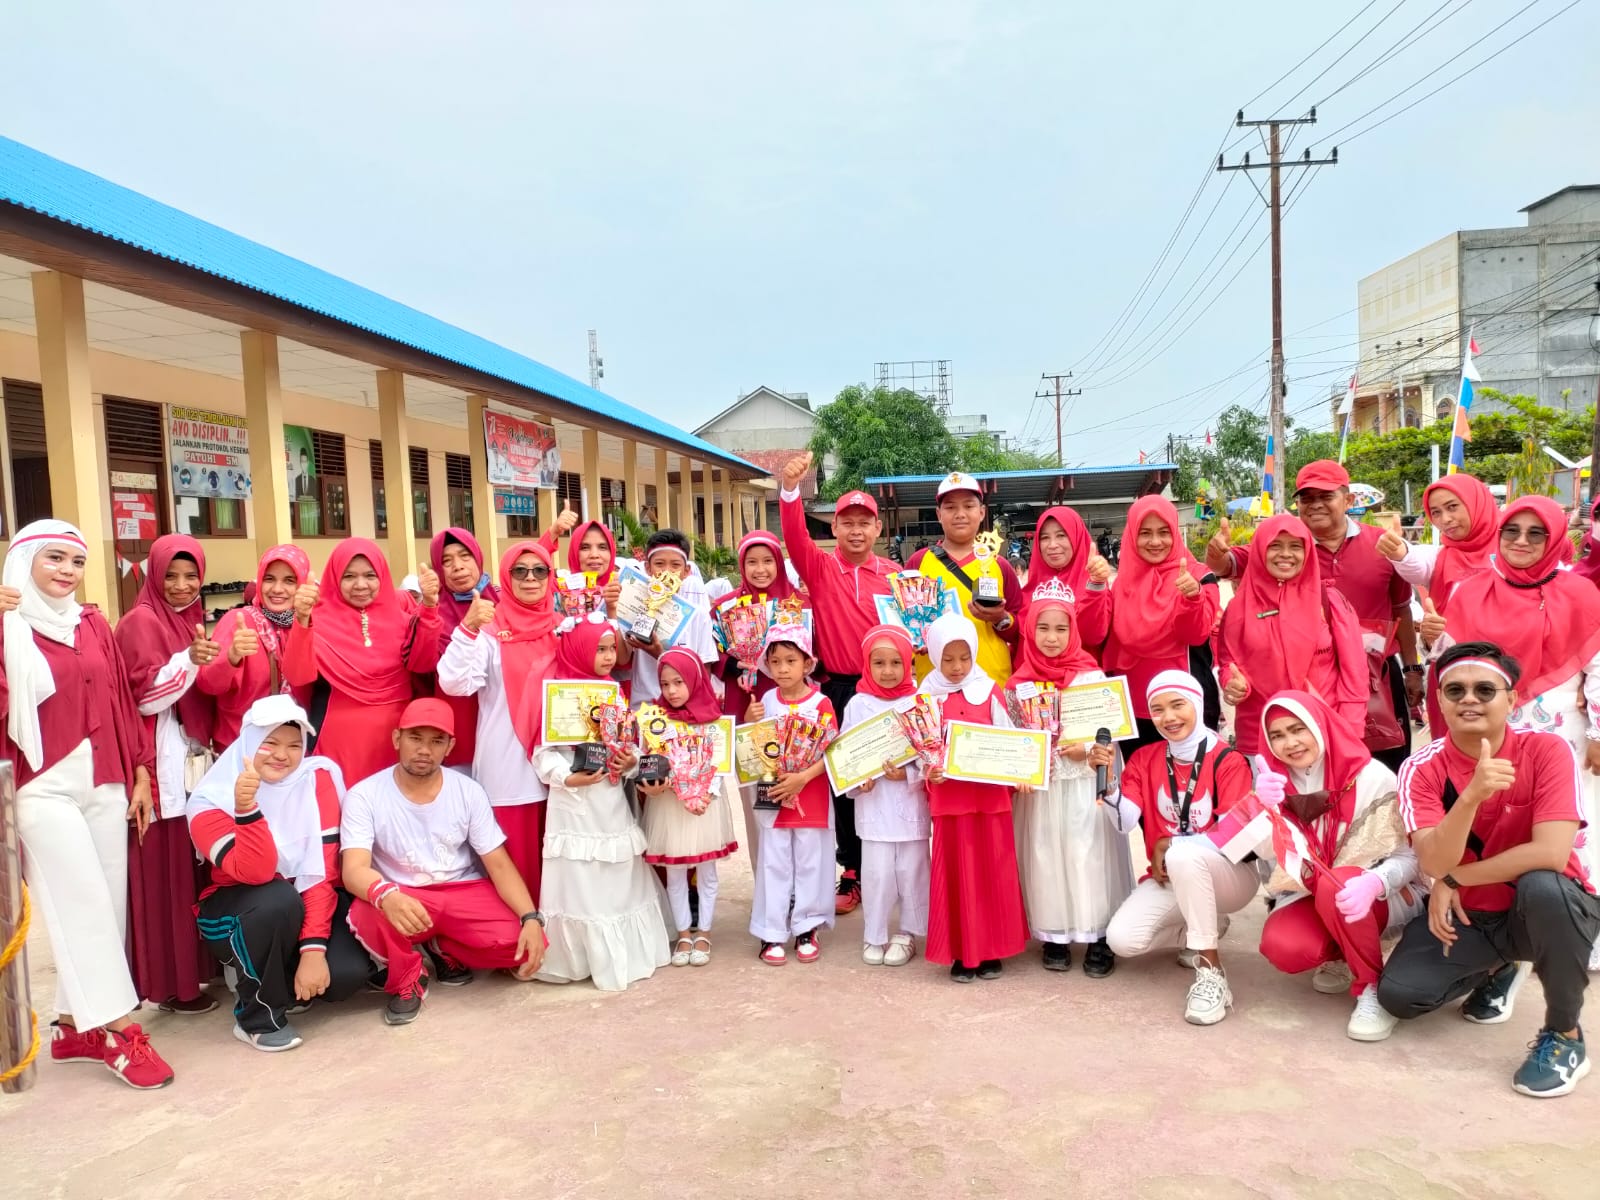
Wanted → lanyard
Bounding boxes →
[1165,741,1209,835]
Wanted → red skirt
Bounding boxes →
[495,801,546,907]
[126,814,212,1002]
[927,811,1028,968]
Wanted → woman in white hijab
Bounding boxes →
[186,695,371,1053]
[0,520,173,1089]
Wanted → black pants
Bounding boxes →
[1378,871,1600,1033]
[1188,641,1223,734]
[197,881,371,1035]
[1372,654,1412,775]
[821,672,863,874]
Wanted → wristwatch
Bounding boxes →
[519,910,546,927]
[1441,874,1462,890]
[1403,665,1426,676]
[995,614,1015,633]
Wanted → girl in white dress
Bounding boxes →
[534,614,673,991]
[1011,581,1132,976]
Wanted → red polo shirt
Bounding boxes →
[1398,728,1592,912]
[1229,519,1410,626]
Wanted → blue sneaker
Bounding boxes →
[1513,1029,1589,1098]
[1461,961,1532,1025]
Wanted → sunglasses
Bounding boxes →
[1499,524,1548,545]
[509,565,551,581]
[1441,681,1512,704]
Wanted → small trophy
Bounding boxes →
[750,724,785,811]
[758,714,833,812]
[628,573,682,645]
[570,698,612,775]
[971,530,1005,608]
[635,704,674,784]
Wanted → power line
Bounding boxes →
[1316,0,1474,105]
[1238,0,1385,110]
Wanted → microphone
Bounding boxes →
[1093,727,1113,799]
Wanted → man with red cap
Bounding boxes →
[340,699,547,1026]
[780,452,898,913]
[1207,459,1419,771]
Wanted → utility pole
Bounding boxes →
[1037,372,1081,467]
[587,329,604,389]
[1219,109,1337,511]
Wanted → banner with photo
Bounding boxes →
[169,406,251,498]
[284,425,320,537]
[484,410,560,491]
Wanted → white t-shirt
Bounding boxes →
[630,601,720,706]
[341,767,506,888]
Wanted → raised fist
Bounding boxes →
[781,451,814,493]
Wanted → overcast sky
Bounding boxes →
[5,1,1598,464]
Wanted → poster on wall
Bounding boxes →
[284,425,321,537]
[169,406,251,499]
[111,492,159,542]
[484,411,560,491]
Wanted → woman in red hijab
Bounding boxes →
[1026,506,1093,604]
[437,540,561,895]
[113,534,220,1014]
[1217,514,1366,755]
[1253,691,1421,1043]
[1377,473,1499,609]
[429,527,500,766]
[714,530,808,719]
[197,544,315,750]
[1427,496,1600,892]
[1079,496,1219,747]
[1011,582,1130,977]
[283,538,442,787]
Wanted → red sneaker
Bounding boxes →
[795,930,822,964]
[50,1022,104,1064]
[834,870,862,916]
[101,1024,175,1090]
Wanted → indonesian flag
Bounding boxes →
[1447,333,1482,475]
[1266,806,1341,887]
[1207,791,1274,862]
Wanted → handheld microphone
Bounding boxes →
[1093,727,1113,798]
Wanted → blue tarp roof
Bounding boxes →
[0,135,755,473]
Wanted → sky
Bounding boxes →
[5,1,1599,466]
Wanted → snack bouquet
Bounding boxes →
[886,571,956,650]
[757,712,834,814]
[554,571,607,621]
[594,702,639,782]
[1005,683,1062,746]
[893,693,946,767]
[714,597,771,693]
[663,730,719,816]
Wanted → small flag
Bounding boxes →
[1338,373,1358,464]
[1259,434,1276,517]
[1138,449,1147,464]
[1266,807,1341,888]
[1207,791,1274,862]
[1205,428,1213,446]
[1447,331,1481,476]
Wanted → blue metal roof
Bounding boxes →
[0,135,755,473]
[865,462,1177,485]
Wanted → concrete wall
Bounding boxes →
[1357,232,1461,383]
[697,389,815,454]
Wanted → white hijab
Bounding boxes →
[185,695,342,892]
[4,520,88,769]
[1258,693,1328,793]
[920,613,994,705]
[1145,669,1221,763]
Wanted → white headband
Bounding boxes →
[1438,657,1514,687]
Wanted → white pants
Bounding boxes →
[750,826,836,943]
[1106,836,1261,957]
[15,739,140,1029]
[861,838,930,947]
[665,862,718,932]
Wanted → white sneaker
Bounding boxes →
[1184,964,1232,1026]
[1347,985,1398,1042]
[1313,960,1354,995]
[862,943,886,966]
[884,934,916,967]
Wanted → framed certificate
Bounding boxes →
[613,563,696,647]
[942,722,1050,789]
[539,680,621,745]
[824,707,918,793]
[702,716,737,776]
[1058,675,1138,744]
[734,720,782,784]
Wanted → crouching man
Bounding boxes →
[340,699,547,1025]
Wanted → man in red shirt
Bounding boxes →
[1207,459,1420,772]
[1380,641,1600,1098]
[780,451,898,912]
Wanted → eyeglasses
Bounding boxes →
[1499,524,1548,545]
[1441,681,1512,704]
[509,565,551,581]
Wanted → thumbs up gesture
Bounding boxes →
[1086,554,1113,586]
[228,623,261,665]
[1251,754,1286,810]
[235,759,262,811]
[189,622,220,666]
[1465,736,1516,803]
[1418,596,1446,646]
[0,584,20,615]
[464,594,498,633]
[293,577,320,625]
[1174,561,1200,598]
[1205,517,1235,576]
[417,563,442,608]
[1376,528,1408,562]
[781,451,814,493]
[553,502,580,537]
[1223,663,1250,706]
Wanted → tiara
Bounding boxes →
[1030,578,1077,607]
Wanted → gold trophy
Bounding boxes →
[635,703,674,785]
[570,688,613,775]
[627,572,682,645]
[972,529,1006,608]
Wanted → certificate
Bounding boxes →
[613,563,695,647]
[735,720,782,784]
[539,680,621,745]
[942,722,1050,789]
[702,716,736,776]
[1058,675,1138,744]
[824,707,918,793]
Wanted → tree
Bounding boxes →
[1171,405,1268,503]
[960,432,1057,473]
[605,506,652,555]
[809,385,964,499]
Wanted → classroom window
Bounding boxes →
[370,439,387,538]
[176,495,245,537]
[507,514,538,538]
[410,446,432,537]
[3,378,47,531]
[446,451,474,533]
[556,470,582,518]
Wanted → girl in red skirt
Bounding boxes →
[920,613,1028,981]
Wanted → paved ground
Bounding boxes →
[4,839,1597,1200]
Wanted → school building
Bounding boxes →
[0,136,770,615]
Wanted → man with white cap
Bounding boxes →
[903,471,1025,686]
[341,698,547,1025]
